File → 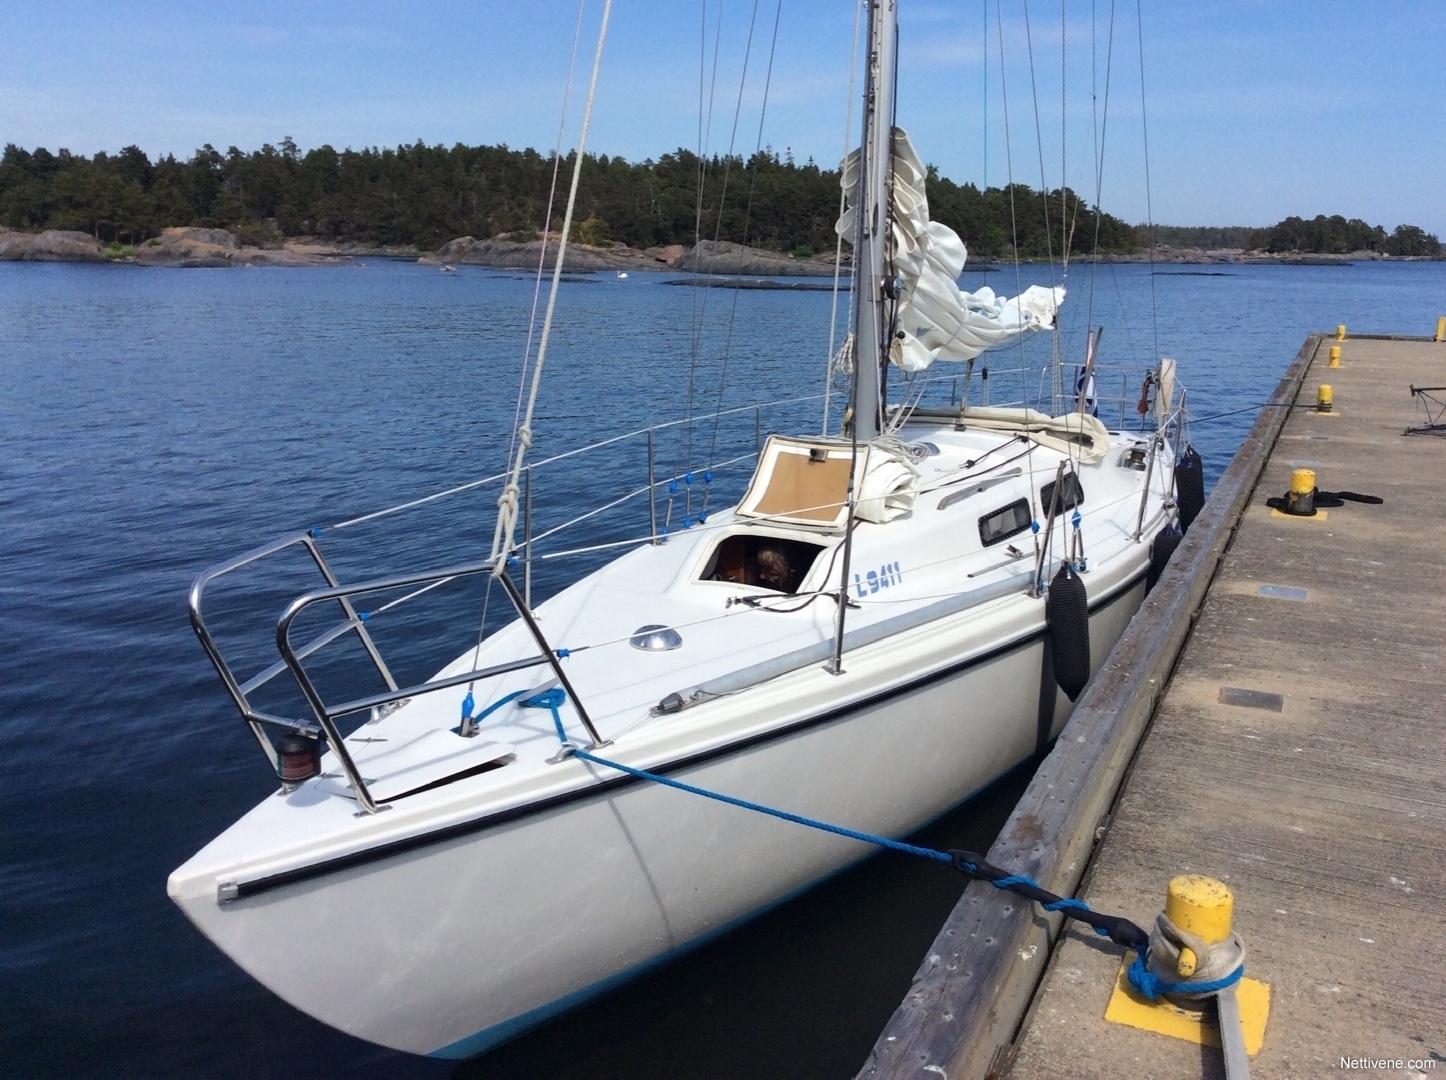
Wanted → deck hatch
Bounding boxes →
[737,436,865,528]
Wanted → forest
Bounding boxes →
[0,139,1135,258]
[2,141,1437,258]
[1141,218,1440,257]
[1246,215,1440,257]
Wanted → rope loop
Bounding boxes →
[1127,950,1244,1002]
[1126,910,1247,1001]
[521,687,569,742]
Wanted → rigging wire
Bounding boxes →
[469,0,588,670]
[674,0,728,532]
[982,0,988,189]
[705,0,784,488]
[701,0,764,400]
[672,0,764,527]
[1060,0,1067,273]
[1136,0,1161,365]
[490,0,615,570]
[1020,4,1059,275]
[990,2,1042,570]
[508,0,588,484]
[1083,0,1117,341]
[994,0,1024,413]
[823,0,865,434]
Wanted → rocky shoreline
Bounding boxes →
[0,226,366,266]
[418,236,842,276]
[2,226,1436,270]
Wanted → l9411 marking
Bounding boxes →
[854,561,902,597]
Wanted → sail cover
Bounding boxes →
[838,128,1065,373]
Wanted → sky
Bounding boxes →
[2,0,1442,236]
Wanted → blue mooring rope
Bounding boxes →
[498,686,1237,1001]
[520,687,570,742]
[1127,950,1244,1001]
[571,746,954,865]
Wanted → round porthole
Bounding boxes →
[630,624,682,651]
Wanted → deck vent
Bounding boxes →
[631,624,682,651]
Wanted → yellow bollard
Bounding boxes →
[1317,384,1333,413]
[1436,316,1445,343]
[1335,324,1347,341]
[1104,872,1271,1054]
[1165,875,1235,977]
[1285,467,1317,515]
[1328,345,1341,367]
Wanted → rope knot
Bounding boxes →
[1127,912,1247,1001]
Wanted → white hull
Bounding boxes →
[171,570,1146,1057]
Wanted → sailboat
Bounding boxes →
[170,2,1180,1060]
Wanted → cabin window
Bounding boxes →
[978,499,1032,547]
[701,535,824,594]
[1040,473,1085,514]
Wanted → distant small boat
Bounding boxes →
[441,264,456,273]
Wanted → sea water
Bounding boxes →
[2,258,1442,1078]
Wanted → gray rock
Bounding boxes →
[419,236,478,265]
[420,235,648,272]
[165,227,239,250]
[419,235,842,276]
[137,227,241,266]
[673,239,834,277]
[645,243,689,265]
[0,229,104,262]
[134,227,347,267]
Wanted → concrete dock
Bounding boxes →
[1007,333,1446,1077]
[862,331,1446,1079]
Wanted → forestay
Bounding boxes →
[837,128,1066,373]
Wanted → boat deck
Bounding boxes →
[862,331,1446,1078]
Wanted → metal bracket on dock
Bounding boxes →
[1404,385,1446,436]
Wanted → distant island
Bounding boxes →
[1,140,1439,265]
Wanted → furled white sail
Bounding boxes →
[838,128,1065,373]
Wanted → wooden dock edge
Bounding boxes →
[858,334,1325,1080]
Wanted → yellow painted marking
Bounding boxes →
[1271,508,1329,521]
[1105,955,1271,1055]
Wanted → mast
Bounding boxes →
[850,0,898,444]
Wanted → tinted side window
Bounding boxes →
[979,499,1032,547]
[1040,472,1085,514]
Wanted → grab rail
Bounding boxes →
[272,559,597,813]
[188,529,396,772]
